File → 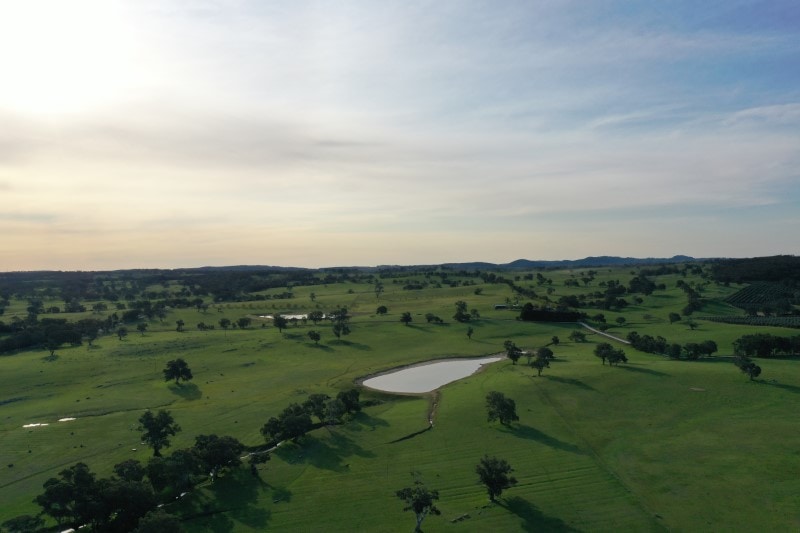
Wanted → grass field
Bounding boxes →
[2,265,799,531]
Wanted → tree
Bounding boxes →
[45,337,61,357]
[303,393,331,422]
[273,314,288,333]
[616,317,626,327]
[453,300,471,323]
[337,388,361,414]
[236,317,252,329]
[113,459,146,483]
[607,349,628,366]
[376,305,388,315]
[401,312,413,326]
[396,480,441,532]
[476,455,517,502]
[137,322,148,336]
[132,509,185,533]
[2,514,45,533]
[331,307,351,340]
[467,326,474,340]
[308,330,321,345]
[218,317,231,333]
[117,327,128,340]
[485,391,519,426]
[551,335,560,346]
[35,462,98,528]
[192,434,245,482]
[138,410,181,457]
[687,318,698,330]
[532,357,548,376]
[309,292,316,302]
[568,330,586,343]
[175,319,185,332]
[503,340,522,365]
[668,312,681,324]
[308,310,325,324]
[594,342,615,365]
[375,282,385,298]
[734,355,762,381]
[163,358,193,385]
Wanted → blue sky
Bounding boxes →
[0,0,798,270]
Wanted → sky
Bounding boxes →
[1,0,798,271]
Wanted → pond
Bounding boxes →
[361,356,502,394]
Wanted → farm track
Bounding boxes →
[579,322,631,344]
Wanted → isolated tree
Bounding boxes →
[273,314,288,333]
[375,282,385,299]
[568,330,586,342]
[117,327,128,340]
[616,317,626,327]
[218,318,231,333]
[734,355,762,381]
[137,323,148,336]
[309,292,316,302]
[44,337,61,357]
[163,358,193,385]
[237,317,252,329]
[401,312,413,326]
[532,357,548,376]
[594,342,615,365]
[138,410,181,457]
[687,319,698,330]
[192,434,245,482]
[453,300,471,322]
[668,312,681,324]
[551,335,560,346]
[175,319,185,332]
[467,326,474,340]
[396,481,441,532]
[476,455,518,502]
[330,307,351,340]
[504,340,522,365]
[485,391,519,426]
[376,305,388,315]
[308,330,321,345]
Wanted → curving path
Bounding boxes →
[578,322,630,344]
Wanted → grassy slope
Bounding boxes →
[2,267,800,531]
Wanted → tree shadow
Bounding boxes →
[276,432,375,472]
[350,411,390,431]
[331,340,372,351]
[755,380,800,394]
[499,496,582,532]
[169,382,202,400]
[501,424,585,455]
[306,343,334,352]
[543,375,597,392]
[180,468,270,532]
[405,324,433,333]
[270,485,292,504]
[617,365,669,377]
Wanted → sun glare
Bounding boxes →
[0,1,147,115]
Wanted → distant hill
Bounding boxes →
[440,255,695,271]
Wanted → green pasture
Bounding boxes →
[1,265,800,531]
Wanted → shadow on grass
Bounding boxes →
[755,380,800,394]
[617,364,669,377]
[331,340,372,351]
[276,432,376,472]
[543,375,597,392]
[308,343,334,352]
[169,382,202,400]
[405,324,433,333]
[181,468,271,532]
[502,424,585,455]
[388,425,432,444]
[350,411,390,431]
[499,496,582,532]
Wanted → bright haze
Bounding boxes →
[1,1,798,271]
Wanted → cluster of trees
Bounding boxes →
[734,355,762,380]
[676,279,704,315]
[626,332,718,360]
[594,343,628,365]
[17,408,250,532]
[518,302,584,322]
[733,333,800,358]
[260,389,361,445]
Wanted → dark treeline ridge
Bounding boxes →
[711,255,800,284]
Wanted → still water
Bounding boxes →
[362,356,502,394]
